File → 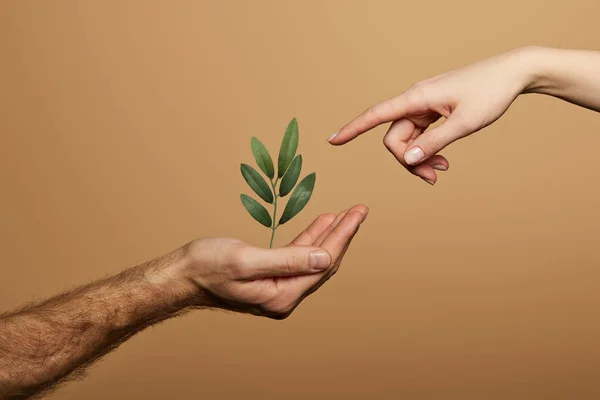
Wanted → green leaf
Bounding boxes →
[251,137,274,179]
[241,164,274,204]
[277,117,299,178]
[279,155,302,197]
[240,194,272,228]
[279,172,316,225]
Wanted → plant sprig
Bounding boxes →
[240,118,316,248]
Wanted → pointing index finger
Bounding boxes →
[329,93,415,145]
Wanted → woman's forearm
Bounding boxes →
[525,46,600,112]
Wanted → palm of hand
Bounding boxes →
[186,205,368,319]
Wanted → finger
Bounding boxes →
[290,209,367,297]
[289,213,337,246]
[329,92,420,145]
[382,118,415,166]
[315,224,358,284]
[411,156,451,185]
[319,209,366,263]
[403,112,469,166]
[241,246,332,279]
[312,204,367,246]
[409,156,452,185]
[382,118,417,170]
[312,209,349,247]
[383,120,448,185]
[295,236,355,302]
[424,155,450,172]
[309,205,369,279]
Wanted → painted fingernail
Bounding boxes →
[310,250,331,270]
[404,147,425,165]
[421,178,435,185]
[433,164,448,171]
[327,132,338,142]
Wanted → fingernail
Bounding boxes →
[310,250,331,270]
[421,178,435,185]
[404,147,425,165]
[361,208,369,222]
[327,132,338,142]
[433,164,447,171]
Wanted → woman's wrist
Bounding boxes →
[518,46,562,95]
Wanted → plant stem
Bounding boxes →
[269,178,280,248]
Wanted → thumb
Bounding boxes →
[243,246,332,279]
[403,112,471,166]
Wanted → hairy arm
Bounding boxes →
[0,247,199,399]
[0,204,367,399]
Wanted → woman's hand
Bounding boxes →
[182,204,368,319]
[329,46,600,185]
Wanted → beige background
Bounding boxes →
[2,1,600,399]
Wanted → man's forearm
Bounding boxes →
[0,245,201,399]
[525,47,600,112]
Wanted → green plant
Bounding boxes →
[240,117,316,248]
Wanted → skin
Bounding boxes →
[0,204,368,399]
[5,45,598,399]
[329,46,600,184]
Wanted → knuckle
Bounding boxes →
[364,105,382,123]
[409,81,424,91]
[408,82,430,106]
[328,228,347,245]
[382,132,396,150]
[320,213,336,221]
[225,247,249,278]
[409,81,425,96]
[455,111,480,132]
[284,253,302,274]
[364,106,376,119]
[372,102,386,116]
[364,105,375,115]
[427,134,444,152]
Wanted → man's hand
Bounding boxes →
[182,204,368,319]
[0,204,368,398]
[329,46,600,185]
